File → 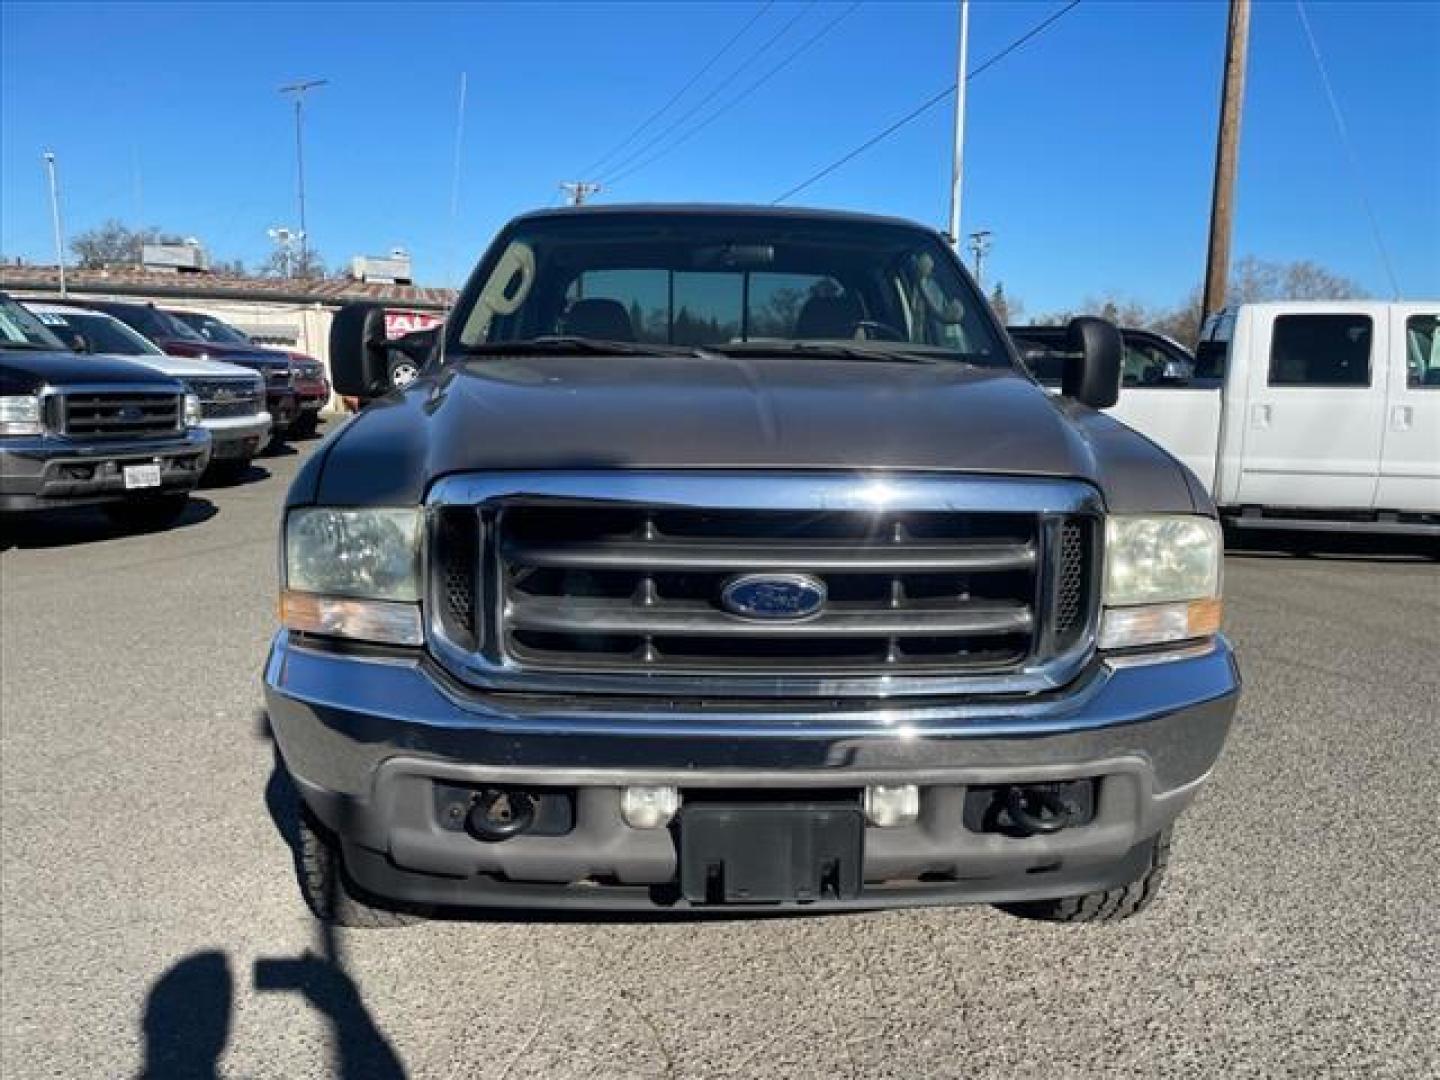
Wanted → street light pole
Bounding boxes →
[279,79,327,273]
[947,0,971,249]
[42,151,67,298]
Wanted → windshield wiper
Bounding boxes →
[459,336,721,359]
[715,340,959,365]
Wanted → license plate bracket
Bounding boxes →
[680,802,863,905]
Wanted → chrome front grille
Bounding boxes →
[54,389,182,439]
[497,507,1041,674]
[426,473,1102,697]
[187,377,262,420]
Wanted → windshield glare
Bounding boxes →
[177,312,251,345]
[0,297,67,349]
[35,309,165,356]
[455,215,1008,365]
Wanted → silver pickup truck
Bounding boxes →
[264,206,1240,927]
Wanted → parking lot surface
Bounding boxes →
[2,424,1436,1079]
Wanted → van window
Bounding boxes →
[1405,314,1440,388]
[1268,313,1372,387]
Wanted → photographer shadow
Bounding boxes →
[137,723,406,1079]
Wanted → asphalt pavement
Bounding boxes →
[1,423,1436,1078]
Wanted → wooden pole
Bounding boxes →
[1201,0,1251,320]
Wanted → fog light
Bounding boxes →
[864,784,919,827]
[620,785,680,829]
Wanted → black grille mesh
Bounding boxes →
[434,508,479,650]
[1054,520,1087,636]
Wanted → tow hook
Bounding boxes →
[1002,785,1077,835]
[466,788,538,841]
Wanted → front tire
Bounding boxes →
[100,492,190,531]
[996,828,1172,924]
[298,806,421,929]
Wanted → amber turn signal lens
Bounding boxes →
[280,590,423,646]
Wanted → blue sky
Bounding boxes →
[2,1,1435,313]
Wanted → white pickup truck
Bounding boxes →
[1016,302,1439,536]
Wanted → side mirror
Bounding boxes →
[1062,317,1123,408]
[72,334,92,354]
[328,303,391,397]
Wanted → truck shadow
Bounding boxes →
[1223,526,1438,562]
[0,497,218,551]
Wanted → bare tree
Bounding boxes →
[1227,256,1367,304]
[257,247,328,280]
[70,220,183,268]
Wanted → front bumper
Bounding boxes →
[293,379,330,411]
[0,428,212,511]
[264,634,1240,911]
[204,412,272,461]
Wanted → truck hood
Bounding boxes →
[125,353,262,380]
[0,349,184,394]
[303,353,1203,514]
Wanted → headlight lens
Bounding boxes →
[1104,516,1221,606]
[183,393,203,429]
[285,507,422,601]
[1100,515,1222,651]
[0,395,43,436]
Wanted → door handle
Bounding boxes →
[1251,403,1272,429]
[1390,405,1412,431]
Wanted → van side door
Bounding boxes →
[1376,308,1440,512]
[1235,308,1387,509]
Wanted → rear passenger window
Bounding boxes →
[1268,314,1372,387]
[1405,314,1440,388]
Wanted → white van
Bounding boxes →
[1094,302,1439,536]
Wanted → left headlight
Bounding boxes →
[183,393,203,429]
[0,395,43,436]
[1099,515,1222,651]
[281,507,423,645]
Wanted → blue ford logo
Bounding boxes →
[118,406,144,421]
[721,573,826,621]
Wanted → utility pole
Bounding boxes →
[947,0,971,249]
[280,79,327,274]
[42,151,67,297]
[966,229,992,287]
[1201,0,1250,321]
[560,181,602,206]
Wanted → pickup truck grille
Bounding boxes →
[53,390,182,439]
[186,377,262,420]
[430,485,1097,688]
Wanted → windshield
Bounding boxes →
[31,308,165,356]
[453,213,1009,366]
[173,311,252,346]
[0,297,68,350]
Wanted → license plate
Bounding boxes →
[680,803,864,904]
[122,463,161,490]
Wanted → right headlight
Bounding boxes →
[0,395,43,437]
[1099,515,1223,650]
[281,507,423,645]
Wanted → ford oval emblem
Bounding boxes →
[721,573,827,621]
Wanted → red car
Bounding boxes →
[167,310,330,436]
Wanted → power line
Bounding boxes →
[1294,1,1401,299]
[606,2,863,188]
[580,2,775,178]
[772,1,1081,204]
[599,1,819,185]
